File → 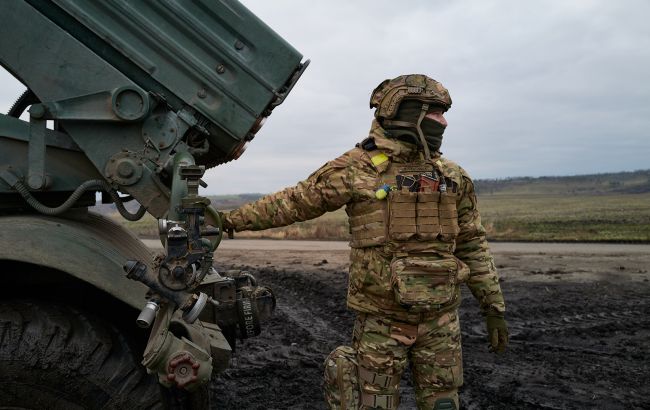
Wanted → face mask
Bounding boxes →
[420,117,446,153]
[384,100,447,154]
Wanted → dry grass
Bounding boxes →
[115,193,650,242]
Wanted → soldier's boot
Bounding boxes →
[416,389,458,410]
[323,346,360,409]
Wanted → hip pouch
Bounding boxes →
[390,255,469,312]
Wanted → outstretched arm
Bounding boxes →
[225,155,355,232]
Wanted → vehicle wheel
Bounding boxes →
[0,300,166,409]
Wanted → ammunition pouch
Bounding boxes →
[390,255,469,312]
[347,157,461,249]
[324,346,360,410]
[387,190,459,242]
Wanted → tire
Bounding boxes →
[0,300,165,409]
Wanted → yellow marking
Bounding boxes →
[371,153,389,166]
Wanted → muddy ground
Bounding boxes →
[205,241,650,409]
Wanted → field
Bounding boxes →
[479,193,650,241]
[115,192,650,242]
[108,170,650,242]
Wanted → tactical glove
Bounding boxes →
[218,211,235,239]
[219,211,233,230]
[485,314,509,353]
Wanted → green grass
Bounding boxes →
[478,193,650,242]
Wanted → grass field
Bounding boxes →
[478,193,650,241]
[115,192,650,243]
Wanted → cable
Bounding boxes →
[12,178,146,221]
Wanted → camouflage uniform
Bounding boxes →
[225,76,506,409]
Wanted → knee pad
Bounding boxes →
[323,346,360,410]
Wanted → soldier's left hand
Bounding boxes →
[485,314,509,353]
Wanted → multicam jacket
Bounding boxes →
[225,121,505,324]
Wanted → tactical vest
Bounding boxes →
[347,151,461,252]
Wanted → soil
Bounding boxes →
[204,240,650,409]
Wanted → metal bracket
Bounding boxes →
[27,105,49,190]
[27,87,151,123]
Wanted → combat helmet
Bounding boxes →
[369,74,451,120]
[370,74,451,159]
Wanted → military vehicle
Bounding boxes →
[0,1,307,408]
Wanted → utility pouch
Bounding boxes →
[416,191,440,240]
[324,346,360,410]
[438,192,460,241]
[390,256,467,311]
[387,191,418,241]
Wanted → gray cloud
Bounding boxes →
[1,0,648,194]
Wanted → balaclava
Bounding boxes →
[383,100,446,156]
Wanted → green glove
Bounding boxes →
[485,314,509,353]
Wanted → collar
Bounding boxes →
[369,120,440,163]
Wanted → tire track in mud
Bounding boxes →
[458,280,650,410]
[211,266,354,409]
[211,264,650,409]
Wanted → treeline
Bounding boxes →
[474,169,650,196]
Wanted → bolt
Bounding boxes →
[234,40,244,50]
[197,89,207,99]
[216,64,226,74]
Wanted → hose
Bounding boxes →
[12,178,146,221]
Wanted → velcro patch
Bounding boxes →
[371,153,389,166]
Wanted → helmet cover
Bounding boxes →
[369,74,452,119]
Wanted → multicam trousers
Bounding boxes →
[352,311,463,409]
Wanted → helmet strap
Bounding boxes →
[416,103,431,160]
[382,119,417,128]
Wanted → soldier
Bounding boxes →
[222,74,508,410]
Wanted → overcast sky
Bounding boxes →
[1,0,648,195]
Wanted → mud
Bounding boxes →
[209,242,650,409]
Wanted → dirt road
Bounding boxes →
[194,240,650,409]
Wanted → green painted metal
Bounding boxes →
[169,150,196,222]
[0,0,305,394]
[0,0,306,217]
[48,0,304,137]
[0,116,101,197]
[0,212,151,309]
